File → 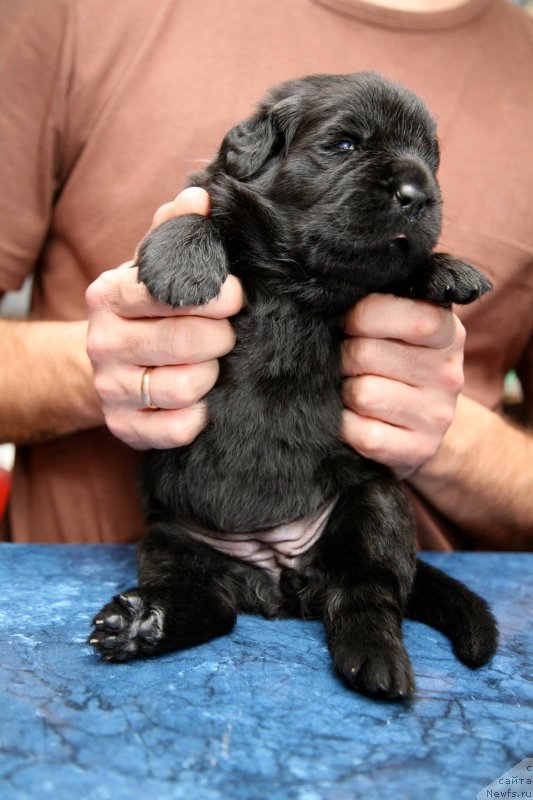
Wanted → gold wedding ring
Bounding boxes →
[141,367,158,410]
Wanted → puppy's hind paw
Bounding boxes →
[451,600,499,669]
[88,588,165,662]
[331,637,415,700]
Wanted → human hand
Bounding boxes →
[86,188,243,450]
[340,294,466,480]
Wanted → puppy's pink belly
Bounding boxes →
[183,501,334,575]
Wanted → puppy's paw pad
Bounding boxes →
[89,589,165,662]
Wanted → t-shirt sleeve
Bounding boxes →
[0,0,72,291]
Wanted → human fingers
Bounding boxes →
[87,309,229,450]
[87,267,236,450]
[341,375,455,436]
[340,365,461,478]
[341,332,465,392]
[105,402,210,451]
[132,186,211,262]
[340,295,466,478]
[95,358,220,450]
[87,267,243,321]
[343,294,461,349]
[340,407,441,480]
[148,186,211,232]
[86,187,241,452]
[88,313,236,368]
[97,360,220,412]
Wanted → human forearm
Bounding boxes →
[0,319,103,445]
[408,394,533,549]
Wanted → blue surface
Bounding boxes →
[0,545,531,800]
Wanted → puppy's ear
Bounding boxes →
[220,96,301,181]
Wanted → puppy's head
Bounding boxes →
[209,72,442,299]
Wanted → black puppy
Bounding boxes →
[90,72,497,698]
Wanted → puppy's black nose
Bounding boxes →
[395,183,427,220]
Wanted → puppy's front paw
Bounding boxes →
[330,635,415,699]
[136,214,229,308]
[425,253,493,306]
[89,588,165,662]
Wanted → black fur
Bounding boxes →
[90,73,497,698]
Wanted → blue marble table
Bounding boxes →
[0,545,531,800]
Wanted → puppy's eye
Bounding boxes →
[333,139,356,152]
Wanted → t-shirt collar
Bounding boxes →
[311,0,495,31]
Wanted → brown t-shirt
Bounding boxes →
[1,0,532,545]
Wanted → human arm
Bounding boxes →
[0,2,103,445]
[0,189,242,447]
[409,394,533,550]
[0,318,102,445]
